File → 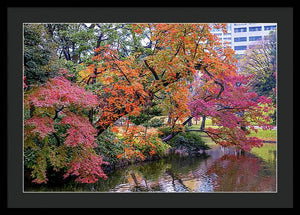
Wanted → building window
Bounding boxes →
[234,27,247,33]
[249,36,262,41]
[249,26,262,32]
[264,35,270,40]
[234,37,247,42]
[213,33,222,36]
[212,28,222,32]
[234,46,247,51]
[223,37,231,40]
[264,25,277,31]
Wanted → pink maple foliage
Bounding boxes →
[188,71,274,152]
[27,76,98,109]
[25,116,55,138]
[24,76,107,184]
[23,76,28,88]
[63,150,109,183]
[61,112,98,148]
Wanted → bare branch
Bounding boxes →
[144,60,160,80]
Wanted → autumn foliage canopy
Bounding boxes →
[24,23,274,184]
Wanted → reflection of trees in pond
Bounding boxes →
[128,157,194,192]
[157,154,211,192]
[166,153,210,176]
[92,170,128,191]
[99,159,172,192]
[165,168,191,192]
[64,152,211,191]
[24,148,276,192]
[130,159,171,181]
[107,154,212,192]
[250,146,276,176]
[206,154,276,192]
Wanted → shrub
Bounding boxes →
[157,126,172,138]
[114,126,171,161]
[95,130,125,165]
[158,127,209,151]
[128,105,163,125]
[169,132,209,151]
[147,118,164,128]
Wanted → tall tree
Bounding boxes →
[79,23,274,150]
[24,74,108,184]
[24,23,274,184]
[238,31,277,123]
[24,24,60,86]
[239,31,276,99]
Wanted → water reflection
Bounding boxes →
[206,154,276,192]
[25,146,276,192]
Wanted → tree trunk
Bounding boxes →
[88,108,93,124]
[130,172,139,187]
[188,118,193,126]
[29,104,35,118]
[167,112,171,124]
[200,115,206,131]
[162,116,193,142]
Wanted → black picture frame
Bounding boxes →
[5,6,293,208]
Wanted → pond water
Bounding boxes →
[24,145,276,192]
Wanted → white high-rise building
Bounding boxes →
[211,23,277,56]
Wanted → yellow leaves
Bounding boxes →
[102,76,114,85]
[115,123,164,161]
[24,135,40,150]
[78,64,96,84]
[33,106,55,117]
[78,69,89,79]
[47,145,67,171]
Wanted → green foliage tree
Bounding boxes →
[44,23,152,82]
[23,23,275,185]
[24,24,61,86]
[239,31,277,99]
[239,31,277,124]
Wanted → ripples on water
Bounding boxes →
[25,145,276,192]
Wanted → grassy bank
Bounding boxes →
[250,143,276,162]
[248,129,277,141]
[198,128,276,163]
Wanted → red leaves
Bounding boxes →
[132,24,143,34]
[63,149,109,183]
[189,64,274,151]
[26,76,98,109]
[25,116,55,139]
[32,178,48,184]
[115,124,165,161]
[188,99,218,119]
[61,112,98,148]
[24,76,106,184]
[23,76,27,88]
[110,126,119,133]
[24,23,276,185]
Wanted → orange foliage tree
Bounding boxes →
[24,23,274,184]
[79,24,227,134]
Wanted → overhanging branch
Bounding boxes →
[144,60,160,80]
